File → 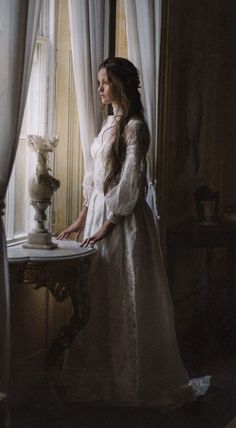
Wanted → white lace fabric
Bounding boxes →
[64,116,210,406]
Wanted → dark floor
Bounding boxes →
[7,392,236,428]
[2,350,236,428]
[4,308,236,428]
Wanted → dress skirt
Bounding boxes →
[63,191,197,407]
[62,116,210,406]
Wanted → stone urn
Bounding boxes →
[23,135,60,249]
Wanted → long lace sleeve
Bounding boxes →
[105,118,149,224]
[82,157,94,207]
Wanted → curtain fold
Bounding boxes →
[0,0,42,398]
[68,0,110,174]
[124,0,162,220]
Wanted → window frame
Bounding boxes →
[5,0,57,246]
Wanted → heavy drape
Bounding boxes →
[125,0,162,221]
[0,0,42,399]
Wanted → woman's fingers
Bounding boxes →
[56,230,71,240]
[80,227,106,247]
[81,238,92,247]
[56,232,64,240]
[81,235,97,247]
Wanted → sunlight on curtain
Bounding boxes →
[68,0,110,204]
[124,0,162,226]
[115,0,128,58]
[125,0,162,183]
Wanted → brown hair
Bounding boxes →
[99,57,145,194]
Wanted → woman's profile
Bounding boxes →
[57,57,209,407]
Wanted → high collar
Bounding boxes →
[112,103,123,117]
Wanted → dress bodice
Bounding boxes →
[90,116,116,193]
[90,115,149,196]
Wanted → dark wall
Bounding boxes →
[167,0,236,228]
[165,0,236,360]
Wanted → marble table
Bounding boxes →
[7,239,96,367]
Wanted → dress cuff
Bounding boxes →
[106,211,120,224]
[83,200,89,208]
[82,186,94,208]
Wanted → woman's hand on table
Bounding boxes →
[81,219,115,247]
[56,206,88,241]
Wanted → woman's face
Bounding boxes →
[97,68,115,105]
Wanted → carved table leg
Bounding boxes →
[9,262,27,287]
[10,255,93,368]
[45,259,92,367]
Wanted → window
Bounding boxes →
[4,0,56,244]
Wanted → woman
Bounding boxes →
[57,57,209,407]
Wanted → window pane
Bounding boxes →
[14,138,28,235]
[6,39,49,241]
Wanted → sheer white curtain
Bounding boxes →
[125,0,162,222]
[68,0,110,180]
[0,0,42,399]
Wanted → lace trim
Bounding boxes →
[189,375,211,396]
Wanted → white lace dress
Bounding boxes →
[63,115,210,406]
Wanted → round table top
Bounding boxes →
[7,239,96,263]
